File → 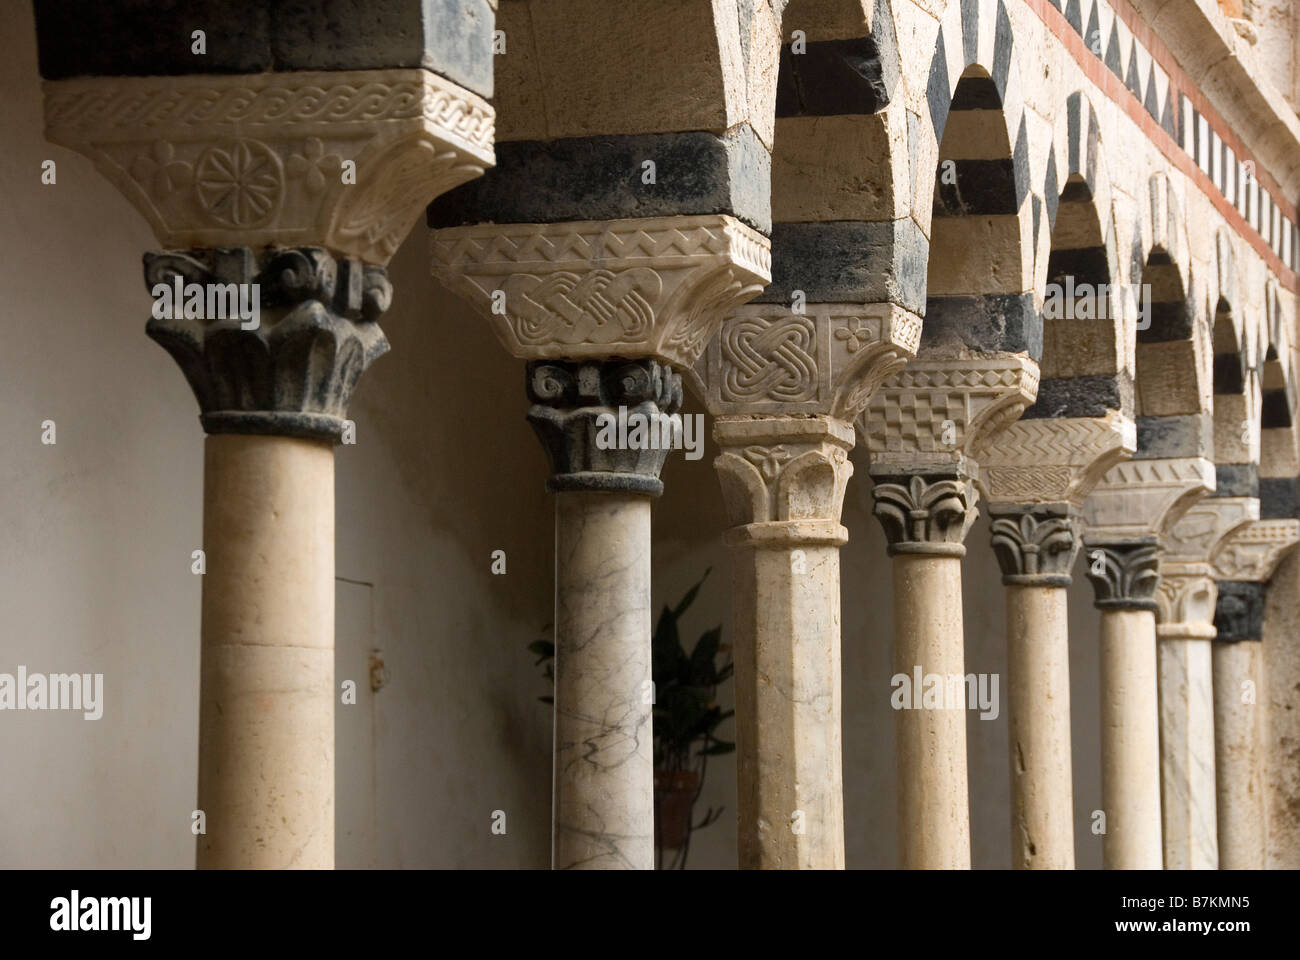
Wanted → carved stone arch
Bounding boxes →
[919,0,1036,359]
[1131,172,1212,464]
[1027,88,1129,422]
[1261,279,1297,429]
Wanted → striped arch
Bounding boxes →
[1132,170,1212,462]
[921,0,1036,358]
[1026,89,1128,421]
[1210,229,1260,475]
[759,0,922,315]
[1262,279,1297,430]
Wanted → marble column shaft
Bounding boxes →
[1209,518,1300,867]
[989,506,1084,869]
[716,416,856,869]
[874,473,979,869]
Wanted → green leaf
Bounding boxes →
[672,568,712,619]
[688,626,722,684]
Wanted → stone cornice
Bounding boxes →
[429,215,771,371]
[714,416,855,547]
[1082,457,1216,541]
[44,69,495,265]
[858,356,1040,478]
[695,303,922,421]
[1130,0,1300,197]
[1211,518,1300,582]
[976,413,1137,508]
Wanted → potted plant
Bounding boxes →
[529,569,734,869]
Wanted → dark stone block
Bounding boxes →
[1023,375,1122,419]
[1104,23,1123,80]
[961,0,980,68]
[34,0,495,95]
[1262,388,1295,429]
[1137,297,1193,342]
[927,33,952,141]
[1065,0,1083,34]
[1047,245,1110,286]
[1214,581,1265,643]
[1134,413,1211,459]
[1214,352,1246,395]
[35,0,272,77]
[933,158,1018,216]
[427,127,772,234]
[1213,463,1258,498]
[921,292,1041,359]
[775,36,891,117]
[271,0,495,96]
[757,219,928,311]
[1260,477,1300,519]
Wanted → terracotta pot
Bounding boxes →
[654,769,700,849]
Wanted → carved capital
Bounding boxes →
[1082,539,1162,612]
[713,416,855,548]
[430,215,771,370]
[143,246,389,442]
[859,357,1040,477]
[1155,571,1219,638]
[988,505,1082,587]
[696,303,921,421]
[1214,581,1266,643]
[1155,498,1258,634]
[1082,457,1216,541]
[45,69,494,265]
[871,472,979,558]
[525,358,683,497]
[1211,518,1300,582]
[976,413,1136,506]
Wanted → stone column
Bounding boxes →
[1209,518,1300,868]
[43,67,496,868]
[1154,497,1258,869]
[977,415,1134,869]
[432,215,771,868]
[1082,456,1215,868]
[699,303,921,868]
[859,357,1040,869]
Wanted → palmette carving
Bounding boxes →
[526,358,683,496]
[1083,540,1162,611]
[872,473,979,557]
[45,69,495,264]
[430,215,771,371]
[143,246,389,442]
[989,508,1082,586]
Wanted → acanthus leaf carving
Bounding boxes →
[1082,539,1162,611]
[871,473,978,556]
[988,507,1082,585]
